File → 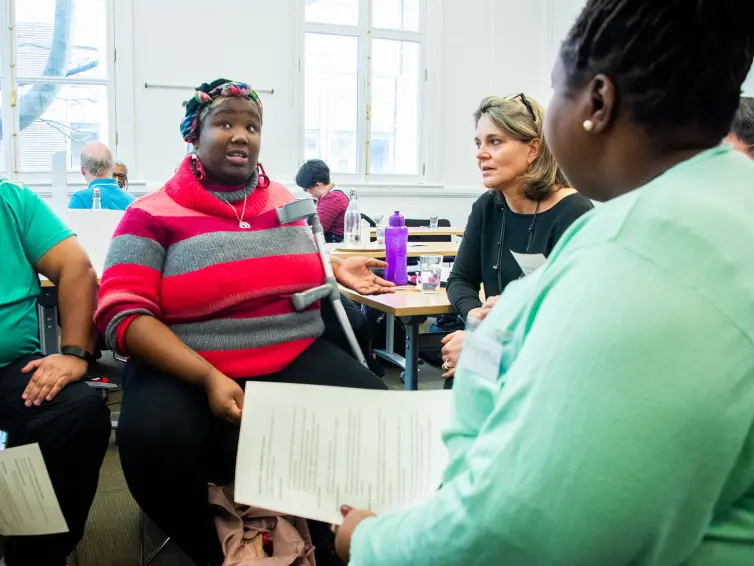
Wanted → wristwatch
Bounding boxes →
[61,345,96,366]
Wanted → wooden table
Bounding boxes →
[329,241,459,259]
[369,226,465,237]
[340,286,454,390]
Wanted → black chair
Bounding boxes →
[361,213,377,227]
[405,218,452,243]
[141,511,171,566]
[404,218,454,264]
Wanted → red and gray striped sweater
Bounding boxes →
[94,156,326,378]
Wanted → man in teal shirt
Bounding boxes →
[0,179,110,566]
[335,0,754,564]
[68,141,135,210]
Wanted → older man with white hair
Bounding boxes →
[68,142,135,210]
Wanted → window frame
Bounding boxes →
[0,0,117,182]
[298,0,432,185]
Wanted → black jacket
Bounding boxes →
[447,191,594,320]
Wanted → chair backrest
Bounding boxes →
[405,218,451,228]
[404,218,452,242]
[361,213,377,227]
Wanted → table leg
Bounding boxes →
[403,321,420,391]
[385,314,395,353]
[37,287,60,356]
[375,314,406,368]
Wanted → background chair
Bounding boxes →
[405,217,452,242]
[140,511,171,566]
[405,218,455,264]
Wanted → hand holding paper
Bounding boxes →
[234,382,453,525]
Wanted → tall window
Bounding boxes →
[1,0,113,179]
[303,0,425,179]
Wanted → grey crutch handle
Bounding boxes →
[292,284,334,311]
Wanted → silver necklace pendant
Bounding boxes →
[218,194,250,229]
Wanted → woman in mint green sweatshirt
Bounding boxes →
[335,0,754,564]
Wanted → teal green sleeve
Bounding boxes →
[20,189,74,264]
[441,273,540,480]
[350,243,754,565]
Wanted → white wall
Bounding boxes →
[129,0,298,188]
[39,0,591,224]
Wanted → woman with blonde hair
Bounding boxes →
[442,94,593,381]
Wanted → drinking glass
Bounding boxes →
[429,216,439,229]
[419,255,443,294]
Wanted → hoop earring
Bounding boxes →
[190,153,207,182]
[256,163,270,189]
[583,120,595,132]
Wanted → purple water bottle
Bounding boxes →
[384,211,408,285]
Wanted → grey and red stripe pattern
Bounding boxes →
[94,156,326,378]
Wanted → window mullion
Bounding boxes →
[8,0,18,178]
[363,0,372,181]
[303,21,361,36]
[0,0,11,177]
[16,76,110,86]
[356,0,371,181]
[370,28,422,42]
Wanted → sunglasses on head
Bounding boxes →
[508,93,536,122]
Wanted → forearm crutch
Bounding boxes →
[276,200,368,367]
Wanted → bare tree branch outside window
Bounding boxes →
[7,0,100,142]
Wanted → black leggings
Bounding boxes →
[0,355,111,566]
[116,338,387,566]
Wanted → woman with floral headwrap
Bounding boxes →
[94,79,392,565]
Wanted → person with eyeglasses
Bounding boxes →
[69,142,135,211]
[295,159,350,243]
[727,97,754,158]
[113,160,129,190]
[442,94,593,383]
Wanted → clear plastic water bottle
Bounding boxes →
[343,189,361,248]
[92,187,102,211]
[384,210,409,285]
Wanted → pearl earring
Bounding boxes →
[583,120,595,132]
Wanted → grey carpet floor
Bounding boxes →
[62,354,444,566]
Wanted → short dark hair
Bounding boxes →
[731,97,754,146]
[560,0,754,142]
[295,159,330,190]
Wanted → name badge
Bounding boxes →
[459,329,505,383]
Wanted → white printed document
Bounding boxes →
[235,383,453,525]
[511,251,547,277]
[0,444,68,536]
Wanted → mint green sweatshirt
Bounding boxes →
[350,147,754,565]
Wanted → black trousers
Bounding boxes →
[116,338,388,566]
[0,354,111,566]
